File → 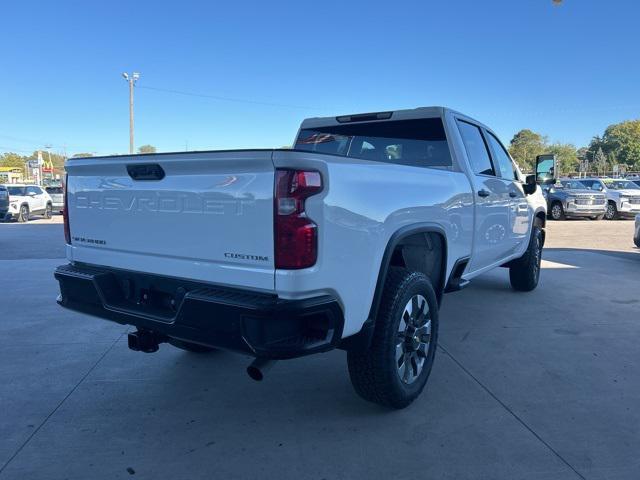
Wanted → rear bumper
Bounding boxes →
[54,263,344,360]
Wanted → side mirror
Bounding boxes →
[28,192,36,197]
[523,174,537,195]
[535,154,557,185]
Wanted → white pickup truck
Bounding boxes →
[55,107,549,408]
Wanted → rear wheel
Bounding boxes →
[550,202,565,220]
[509,224,543,292]
[168,338,216,353]
[347,268,439,409]
[17,205,29,223]
[44,203,52,219]
[605,202,618,220]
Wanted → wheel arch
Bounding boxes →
[534,208,546,245]
[340,223,448,352]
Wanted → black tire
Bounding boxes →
[605,201,618,220]
[44,203,52,219]
[17,204,29,223]
[168,338,216,353]
[509,224,543,292]
[634,234,640,248]
[347,267,439,409]
[550,202,565,220]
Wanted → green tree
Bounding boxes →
[0,152,27,177]
[547,142,578,176]
[138,144,157,154]
[576,146,590,173]
[508,129,548,172]
[594,147,607,175]
[601,120,640,168]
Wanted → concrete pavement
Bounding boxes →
[0,220,638,479]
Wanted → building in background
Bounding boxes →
[0,167,24,184]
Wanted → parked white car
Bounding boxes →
[55,107,548,408]
[3,184,53,222]
[580,178,640,219]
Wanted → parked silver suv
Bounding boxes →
[542,179,606,220]
[580,178,640,220]
[45,185,64,213]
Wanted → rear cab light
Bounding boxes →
[274,170,322,269]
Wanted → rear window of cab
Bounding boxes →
[295,118,453,170]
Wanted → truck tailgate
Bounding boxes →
[65,150,275,291]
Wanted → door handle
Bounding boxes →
[478,189,490,198]
[509,191,518,198]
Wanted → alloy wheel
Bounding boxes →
[396,294,431,385]
[605,204,616,220]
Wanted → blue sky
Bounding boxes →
[1,0,638,156]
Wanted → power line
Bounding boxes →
[0,145,34,154]
[0,134,92,152]
[137,84,321,110]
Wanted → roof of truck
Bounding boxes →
[299,106,485,131]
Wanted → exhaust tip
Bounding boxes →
[247,365,264,382]
[247,357,276,381]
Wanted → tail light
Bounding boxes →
[274,170,322,269]
[63,175,71,244]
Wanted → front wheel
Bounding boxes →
[347,268,439,409]
[17,205,29,223]
[605,202,618,220]
[509,225,543,292]
[550,202,565,220]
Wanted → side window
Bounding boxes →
[26,186,38,195]
[485,132,517,181]
[456,120,495,176]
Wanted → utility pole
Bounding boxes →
[44,144,53,186]
[122,72,140,154]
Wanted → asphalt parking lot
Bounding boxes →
[0,218,638,480]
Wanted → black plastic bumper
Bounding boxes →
[54,263,344,360]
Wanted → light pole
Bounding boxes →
[122,72,140,154]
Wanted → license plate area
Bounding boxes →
[93,271,188,322]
